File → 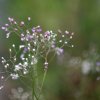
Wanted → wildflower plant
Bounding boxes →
[0,17,74,100]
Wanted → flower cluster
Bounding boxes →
[0,17,74,90]
[9,87,32,100]
[81,47,100,78]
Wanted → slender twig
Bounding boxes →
[38,68,47,100]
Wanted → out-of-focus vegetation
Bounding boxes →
[0,0,100,100]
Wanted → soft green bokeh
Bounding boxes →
[0,0,100,100]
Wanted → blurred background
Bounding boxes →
[0,0,100,100]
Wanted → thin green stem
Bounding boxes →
[31,64,39,100]
[32,81,38,100]
[38,69,48,100]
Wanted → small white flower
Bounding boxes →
[28,43,30,46]
[4,63,9,68]
[34,41,36,45]
[28,54,30,57]
[31,62,34,65]
[10,73,19,80]
[28,47,30,50]
[28,17,31,21]
[6,32,11,38]
[31,57,37,65]
[14,57,16,61]
[14,65,22,71]
[65,41,68,44]
[65,30,69,34]
[59,40,62,43]
[19,45,25,49]
[1,76,4,79]
[9,48,12,52]
[1,26,6,30]
[71,45,74,47]
[8,17,14,22]
[70,36,73,39]
[55,47,64,55]
[44,62,48,65]
[32,56,34,58]
[40,34,43,37]
[82,60,93,75]
[23,69,28,74]
[0,85,4,90]
[22,58,25,60]
[5,24,9,26]
[44,62,48,69]
[62,35,65,37]
[1,57,4,59]
[71,32,74,35]
[1,57,6,64]
[33,48,35,51]
[12,44,15,48]
[26,30,30,34]
[20,21,24,25]
[24,62,28,67]
[14,21,17,24]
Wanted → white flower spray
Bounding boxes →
[0,17,74,100]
